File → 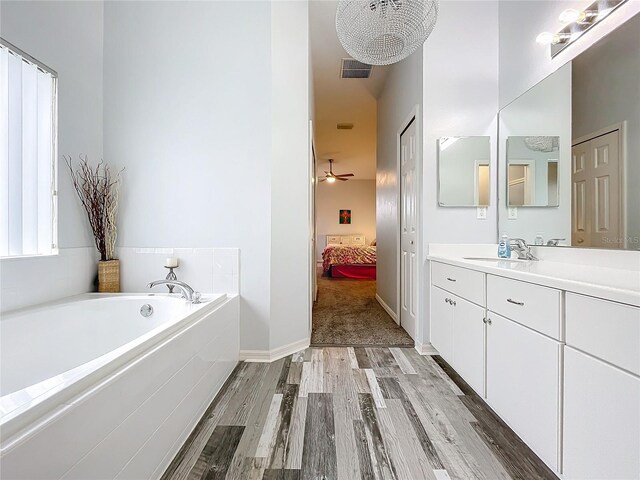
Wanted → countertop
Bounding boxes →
[428,254,640,307]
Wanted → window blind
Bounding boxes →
[0,42,57,257]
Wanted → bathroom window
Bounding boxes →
[0,40,57,257]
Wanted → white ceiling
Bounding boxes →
[310,0,390,180]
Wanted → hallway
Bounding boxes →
[311,274,413,346]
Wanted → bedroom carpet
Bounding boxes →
[311,274,414,346]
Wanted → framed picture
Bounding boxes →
[339,209,351,224]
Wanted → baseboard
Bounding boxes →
[375,293,398,322]
[240,337,310,363]
[415,341,439,356]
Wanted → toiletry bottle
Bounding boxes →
[498,234,510,258]
[535,234,544,246]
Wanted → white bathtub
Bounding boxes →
[0,292,240,479]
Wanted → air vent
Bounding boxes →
[340,58,372,79]
[337,123,354,130]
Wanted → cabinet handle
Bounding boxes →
[487,318,492,325]
[507,298,525,306]
[445,298,449,304]
[452,300,456,306]
[446,277,456,282]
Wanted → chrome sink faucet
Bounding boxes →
[509,238,539,261]
[147,280,201,303]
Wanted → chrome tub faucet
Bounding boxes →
[147,279,201,303]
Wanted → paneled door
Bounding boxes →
[572,130,621,248]
[400,118,417,336]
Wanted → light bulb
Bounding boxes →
[326,176,336,183]
[558,8,585,24]
[536,32,557,45]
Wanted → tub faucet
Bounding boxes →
[509,238,539,261]
[147,280,201,304]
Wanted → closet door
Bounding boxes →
[430,286,453,362]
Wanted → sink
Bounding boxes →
[463,256,530,263]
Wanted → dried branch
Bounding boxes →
[65,155,124,261]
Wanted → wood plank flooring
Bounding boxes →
[162,347,558,480]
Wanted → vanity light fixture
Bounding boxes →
[537,0,628,58]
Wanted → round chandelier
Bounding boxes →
[336,0,439,66]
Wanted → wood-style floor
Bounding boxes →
[162,347,557,480]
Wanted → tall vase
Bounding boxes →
[98,259,120,293]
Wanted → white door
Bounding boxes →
[430,286,453,362]
[400,118,417,335]
[572,130,621,248]
[452,296,485,396]
[486,312,561,472]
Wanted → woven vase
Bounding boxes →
[98,259,120,293]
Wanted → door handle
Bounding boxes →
[577,238,584,244]
[507,298,525,306]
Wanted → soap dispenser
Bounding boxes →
[498,233,511,258]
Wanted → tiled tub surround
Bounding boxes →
[0,247,97,313]
[427,244,640,479]
[0,293,240,480]
[116,247,239,295]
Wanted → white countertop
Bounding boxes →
[428,254,640,307]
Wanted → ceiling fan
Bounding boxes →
[319,159,354,183]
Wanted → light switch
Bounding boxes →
[508,207,518,219]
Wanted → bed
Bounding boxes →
[322,234,376,279]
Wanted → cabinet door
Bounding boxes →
[430,286,453,362]
[486,312,561,472]
[563,347,640,480]
[452,296,485,396]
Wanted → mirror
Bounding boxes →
[506,136,559,207]
[438,136,490,207]
[498,12,639,250]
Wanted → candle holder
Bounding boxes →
[164,266,178,293]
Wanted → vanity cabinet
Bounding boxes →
[430,264,485,396]
[486,312,561,472]
[562,293,640,479]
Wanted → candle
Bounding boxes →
[165,257,178,268]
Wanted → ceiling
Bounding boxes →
[310,0,390,180]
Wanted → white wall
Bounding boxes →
[0,1,104,312]
[270,0,310,352]
[572,15,640,249]
[315,180,376,260]
[103,1,309,353]
[376,45,423,317]
[420,0,499,346]
[498,0,640,108]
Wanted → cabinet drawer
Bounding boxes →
[432,262,485,306]
[566,293,640,375]
[487,275,561,340]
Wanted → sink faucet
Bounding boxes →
[147,280,201,303]
[509,238,538,261]
[546,238,566,246]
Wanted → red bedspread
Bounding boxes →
[322,245,376,273]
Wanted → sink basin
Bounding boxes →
[463,256,530,263]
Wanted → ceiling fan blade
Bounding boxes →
[336,177,348,181]
[335,173,354,177]
[319,178,326,182]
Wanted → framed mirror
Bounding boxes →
[498,12,639,250]
[438,136,490,207]
[506,136,559,207]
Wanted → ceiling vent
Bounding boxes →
[337,123,354,130]
[340,58,373,79]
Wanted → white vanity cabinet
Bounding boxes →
[562,293,640,480]
[485,312,561,472]
[430,263,485,395]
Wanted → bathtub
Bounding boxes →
[0,292,240,479]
